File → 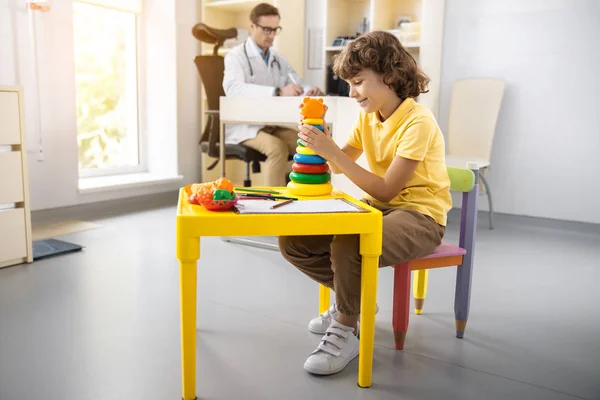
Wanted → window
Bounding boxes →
[73,0,144,176]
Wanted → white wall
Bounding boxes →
[0,0,200,211]
[440,0,600,224]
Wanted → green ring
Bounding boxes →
[289,171,331,184]
[297,139,305,147]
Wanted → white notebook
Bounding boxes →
[233,198,367,214]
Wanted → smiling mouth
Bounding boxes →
[357,98,368,106]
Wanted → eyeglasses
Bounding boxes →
[254,23,283,36]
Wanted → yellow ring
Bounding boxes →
[287,181,333,196]
[296,146,316,155]
[302,118,324,125]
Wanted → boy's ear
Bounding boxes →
[318,98,324,104]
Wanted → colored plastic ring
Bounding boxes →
[312,125,324,131]
[292,162,329,174]
[287,181,333,196]
[297,139,305,147]
[293,153,326,164]
[289,171,331,184]
[302,118,324,125]
[296,146,316,155]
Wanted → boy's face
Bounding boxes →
[346,69,395,114]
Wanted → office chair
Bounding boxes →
[193,23,267,187]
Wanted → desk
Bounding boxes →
[176,186,382,399]
[219,96,366,198]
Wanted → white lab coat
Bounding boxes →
[222,38,311,144]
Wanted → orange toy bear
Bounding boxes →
[300,97,326,119]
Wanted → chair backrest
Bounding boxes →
[194,55,226,157]
[447,78,505,159]
[194,55,225,112]
[447,165,479,256]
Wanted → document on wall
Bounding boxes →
[308,27,323,70]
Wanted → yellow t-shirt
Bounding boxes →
[347,98,452,226]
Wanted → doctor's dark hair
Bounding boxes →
[250,3,280,24]
[332,31,429,99]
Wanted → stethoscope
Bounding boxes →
[243,38,281,80]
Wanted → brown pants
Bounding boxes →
[278,203,445,316]
[242,127,298,187]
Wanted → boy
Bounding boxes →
[278,31,452,375]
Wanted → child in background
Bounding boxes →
[278,31,452,375]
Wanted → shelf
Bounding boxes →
[202,48,232,56]
[325,42,419,52]
[204,0,266,12]
[402,42,420,49]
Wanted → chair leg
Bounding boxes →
[392,263,411,350]
[319,284,330,314]
[413,269,428,315]
[244,161,252,187]
[455,261,473,338]
[479,172,494,230]
[455,183,479,339]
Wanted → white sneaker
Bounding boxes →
[308,303,338,334]
[304,320,359,375]
[308,303,380,335]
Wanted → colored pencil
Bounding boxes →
[234,187,280,194]
[241,193,298,201]
[270,199,294,209]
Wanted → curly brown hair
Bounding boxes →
[332,31,429,99]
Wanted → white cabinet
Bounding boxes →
[0,86,33,268]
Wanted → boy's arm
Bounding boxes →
[329,144,362,174]
[329,152,418,202]
[325,117,435,202]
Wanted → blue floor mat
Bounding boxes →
[32,239,83,260]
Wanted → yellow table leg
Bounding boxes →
[177,235,199,400]
[413,269,428,315]
[319,284,330,314]
[358,232,382,388]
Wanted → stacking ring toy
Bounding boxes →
[296,146,316,155]
[302,118,323,125]
[287,181,333,196]
[289,171,331,184]
[312,125,324,131]
[292,162,329,174]
[293,153,326,164]
[297,139,305,147]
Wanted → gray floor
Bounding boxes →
[1,206,599,400]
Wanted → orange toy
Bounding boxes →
[214,177,234,192]
[300,97,326,119]
[187,177,235,207]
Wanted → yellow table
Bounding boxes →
[176,186,382,399]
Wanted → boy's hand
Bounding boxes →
[298,124,340,161]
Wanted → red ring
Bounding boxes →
[292,163,329,174]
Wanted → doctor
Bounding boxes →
[223,2,323,187]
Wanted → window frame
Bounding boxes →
[74,0,147,178]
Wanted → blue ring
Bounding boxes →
[293,153,327,164]
[312,125,324,131]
